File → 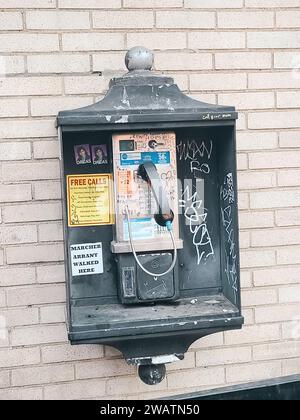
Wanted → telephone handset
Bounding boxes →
[111,132,183,304]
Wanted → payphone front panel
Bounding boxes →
[111,132,182,304]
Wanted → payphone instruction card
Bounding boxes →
[67,174,113,227]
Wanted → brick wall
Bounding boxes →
[0,0,300,400]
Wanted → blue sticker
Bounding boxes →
[123,218,154,241]
[120,151,170,166]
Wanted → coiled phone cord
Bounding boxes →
[125,205,177,278]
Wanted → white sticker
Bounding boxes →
[70,242,103,276]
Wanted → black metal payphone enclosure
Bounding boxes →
[57,47,243,377]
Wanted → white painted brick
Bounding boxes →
[2,161,60,182]
[278,169,300,186]
[31,96,93,117]
[248,31,300,49]
[0,290,5,307]
[241,271,252,288]
[167,367,225,391]
[107,375,166,395]
[1,307,39,327]
[127,32,186,50]
[277,246,300,265]
[185,0,243,7]
[249,111,300,130]
[255,304,300,323]
[237,132,277,151]
[238,171,276,190]
[157,11,214,28]
[216,52,271,70]
[0,0,56,7]
[0,12,23,30]
[0,76,61,97]
[239,211,274,229]
[104,345,122,357]
[190,333,224,349]
[249,151,300,169]
[126,0,183,6]
[0,34,59,53]
[0,267,36,287]
[34,181,61,200]
[13,364,74,387]
[33,140,59,159]
[0,387,43,401]
[45,378,106,400]
[26,11,90,30]
[7,244,64,265]
[277,11,300,28]
[28,54,90,74]
[246,0,300,6]
[155,52,212,71]
[274,52,300,69]
[7,284,65,307]
[93,11,153,29]
[238,192,249,210]
[226,361,281,383]
[252,228,300,247]
[240,249,275,268]
[0,184,32,203]
[3,202,62,223]
[249,72,300,90]
[42,343,103,363]
[76,359,134,380]
[279,285,300,303]
[0,141,31,160]
[279,131,300,148]
[0,56,25,75]
[218,12,274,29]
[0,119,56,139]
[196,347,251,367]
[283,358,300,375]
[243,308,255,325]
[282,321,300,340]
[93,52,125,73]
[39,222,63,242]
[276,208,300,226]
[220,92,274,110]
[1,225,37,244]
[0,347,40,368]
[240,231,250,249]
[190,73,247,92]
[64,75,108,95]
[40,305,66,323]
[254,266,300,287]
[11,324,67,346]
[0,371,10,389]
[36,264,65,284]
[62,33,124,52]
[189,32,245,50]
[59,0,121,8]
[277,92,300,109]
[250,190,300,209]
[242,288,277,307]
[166,352,195,372]
[225,324,280,345]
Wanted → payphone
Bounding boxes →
[112,131,182,304]
[57,46,244,385]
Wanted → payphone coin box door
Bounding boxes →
[57,46,244,385]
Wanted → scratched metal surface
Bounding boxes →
[71,294,238,327]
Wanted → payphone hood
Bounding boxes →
[57,47,237,128]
